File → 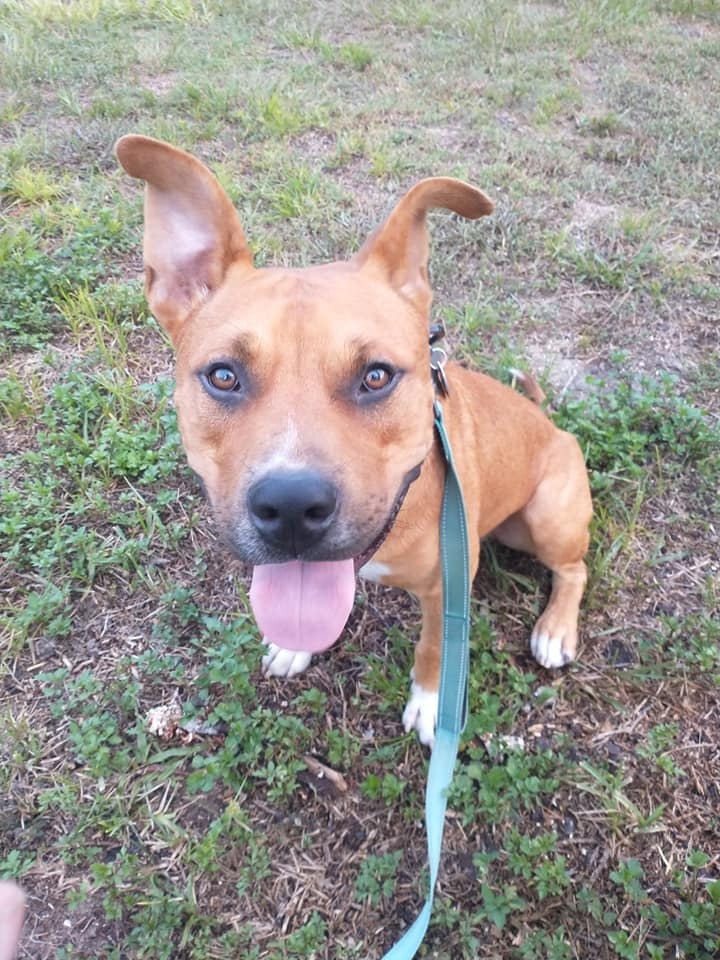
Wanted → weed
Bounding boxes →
[547,228,662,293]
[0,364,183,644]
[573,760,663,832]
[361,771,407,804]
[292,686,328,718]
[39,667,141,776]
[516,928,572,960]
[0,371,39,421]
[362,632,413,710]
[479,883,527,931]
[335,41,373,71]
[606,854,720,958]
[651,612,720,674]
[4,164,65,203]
[247,89,324,140]
[369,139,412,178]
[0,212,127,352]
[181,617,314,801]
[89,851,213,960]
[505,830,572,900]
[609,858,646,903]
[355,851,402,908]
[235,833,273,895]
[184,798,253,873]
[269,167,324,219]
[325,727,363,768]
[636,722,684,778]
[324,129,367,170]
[555,373,720,500]
[60,281,148,362]
[454,748,562,826]
[0,850,36,879]
[269,912,328,956]
[11,582,72,645]
[577,112,625,137]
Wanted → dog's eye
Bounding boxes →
[207,365,240,392]
[362,365,394,392]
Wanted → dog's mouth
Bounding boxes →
[353,462,421,570]
[248,462,423,655]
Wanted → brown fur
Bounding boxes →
[116,134,592,745]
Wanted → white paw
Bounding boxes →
[402,681,438,748]
[530,628,573,669]
[261,643,313,678]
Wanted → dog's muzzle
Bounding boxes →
[245,460,425,654]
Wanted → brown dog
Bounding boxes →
[116,135,592,746]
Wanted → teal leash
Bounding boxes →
[380,397,471,960]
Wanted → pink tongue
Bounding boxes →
[249,559,356,653]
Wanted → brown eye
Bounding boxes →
[362,365,393,391]
[208,365,239,392]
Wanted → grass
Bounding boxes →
[1,0,719,958]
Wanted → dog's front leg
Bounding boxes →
[402,582,443,747]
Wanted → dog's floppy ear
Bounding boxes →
[115,134,253,341]
[354,177,493,316]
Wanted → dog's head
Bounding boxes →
[116,135,492,650]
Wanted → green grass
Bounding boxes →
[1,0,719,957]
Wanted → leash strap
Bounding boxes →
[380,399,470,960]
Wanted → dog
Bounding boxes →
[116,135,592,747]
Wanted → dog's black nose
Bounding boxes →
[247,470,339,555]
